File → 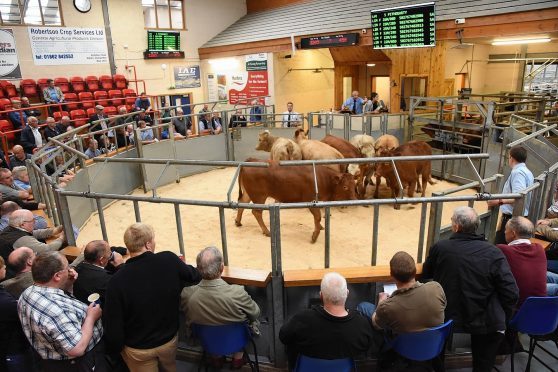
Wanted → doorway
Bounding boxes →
[371,76,390,109]
[400,76,428,111]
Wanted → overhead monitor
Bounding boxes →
[371,3,435,49]
[300,33,359,49]
[147,30,180,51]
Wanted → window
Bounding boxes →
[524,62,558,95]
[0,0,62,26]
[142,0,184,30]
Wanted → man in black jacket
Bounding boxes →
[103,223,201,372]
[19,116,43,154]
[73,240,124,306]
[423,206,518,372]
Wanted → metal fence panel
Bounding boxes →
[175,135,228,176]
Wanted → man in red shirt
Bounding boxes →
[497,216,547,307]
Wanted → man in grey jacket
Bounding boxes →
[181,246,259,369]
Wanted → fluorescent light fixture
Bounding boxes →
[367,63,376,67]
[492,38,550,46]
[208,58,239,71]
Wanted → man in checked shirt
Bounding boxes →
[17,251,107,372]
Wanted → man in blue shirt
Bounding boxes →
[488,145,534,244]
[8,100,27,130]
[134,92,151,112]
[342,91,364,115]
[42,79,65,116]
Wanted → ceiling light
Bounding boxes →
[367,63,376,67]
[492,38,550,46]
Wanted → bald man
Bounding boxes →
[0,209,64,266]
[74,240,124,306]
[0,201,48,231]
[1,247,35,298]
[8,145,31,170]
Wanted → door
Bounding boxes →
[400,76,428,111]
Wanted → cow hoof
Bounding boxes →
[319,224,324,230]
[394,204,401,210]
[311,233,319,243]
[235,220,242,227]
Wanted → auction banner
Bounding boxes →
[0,29,21,79]
[28,27,108,65]
[174,65,201,88]
[228,53,269,104]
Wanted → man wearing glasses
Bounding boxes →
[0,168,30,202]
[73,240,125,306]
[18,251,107,371]
[0,209,64,277]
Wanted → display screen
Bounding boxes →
[371,3,435,49]
[147,30,180,51]
[300,33,358,49]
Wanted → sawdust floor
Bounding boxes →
[76,167,488,270]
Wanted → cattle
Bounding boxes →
[235,158,357,243]
[255,130,302,161]
[293,129,345,173]
[374,141,434,209]
[349,134,379,198]
[350,134,375,158]
[374,134,400,155]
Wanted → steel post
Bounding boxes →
[371,204,379,265]
[324,207,330,268]
[54,190,76,246]
[174,203,185,257]
[95,198,109,242]
[133,200,141,222]
[219,206,229,266]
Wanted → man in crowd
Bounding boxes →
[249,99,263,123]
[0,256,33,372]
[0,209,64,265]
[8,145,31,170]
[103,223,201,371]
[363,92,386,114]
[134,109,153,126]
[18,251,106,371]
[279,272,374,369]
[42,79,65,106]
[125,124,135,146]
[21,96,41,117]
[210,112,223,134]
[138,120,157,144]
[89,105,111,150]
[342,91,364,115]
[20,116,43,154]
[199,113,217,135]
[1,247,35,298]
[134,92,151,112]
[74,240,124,306]
[423,206,518,372]
[229,109,247,128]
[198,103,210,119]
[0,201,48,231]
[282,102,302,128]
[56,115,72,134]
[499,217,558,298]
[85,139,102,159]
[12,166,32,194]
[487,146,534,244]
[8,99,27,131]
[172,107,192,136]
[181,246,260,369]
[43,116,61,142]
[0,167,30,201]
[358,251,446,333]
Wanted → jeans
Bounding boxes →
[547,271,558,296]
[356,302,376,320]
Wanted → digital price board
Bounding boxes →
[371,3,435,49]
[300,33,358,49]
[147,30,180,51]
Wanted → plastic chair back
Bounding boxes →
[70,76,85,93]
[0,119,15,141]
[510,297,558,336]
[192,323,251,356]
[390,320,453,361]
[294,355,354,372]
[78,92,95,109]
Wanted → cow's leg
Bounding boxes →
[408,180,417,205]
[421,172,428,197]
[252,209,271,237]
[235,187,252,227]
[391,186,401,210]
[373,176,382,199]
[309,207,322,243]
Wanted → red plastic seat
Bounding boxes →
[108,89,123,106]
[104,106,117,116]
[0,98,13,111]
[85,75,100,92]
[70,109,87,127]
[78,92,95,109]
[0,89,5,99]
[122,88,136,97]
[113,74,127,89]
[54,77,70,93]
[93,90,109,106]
[37,78,49,92]
[86,107,96,117]
[0,119,15,142]
[99,75,113,90]
[20,79,38,98]
[64,92,80,110]
[53,110,69,122]
[4,84,17,98]
[70,76,85,93]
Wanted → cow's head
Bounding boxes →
[255,130,272,151]
[374,148,394,179]
[332,173,357,201]
[293,128,307,143]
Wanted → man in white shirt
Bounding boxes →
[282,102,302,128]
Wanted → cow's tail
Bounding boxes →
[237,171,243,201]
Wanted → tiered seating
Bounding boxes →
[86,107,96,117]
[99,75,113,90]
[104,106,117,116]
[70,109,87,127]
[108,89,123,106]
[20,79,38,98]
[0,120,15,141]
[70,76,86,93]
[0,81,18,98]
[64,93,80,110]
[93,90,109,106]
[54,77,70,93]
[53,111,69,121]
[78,92,95,109]
[85,76,100,92]
[37,78,49,93]
[113,74,127,89]
[0,98,13,111]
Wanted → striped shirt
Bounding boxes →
[18,285,103,360]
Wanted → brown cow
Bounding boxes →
[293,129,345,173]
[235,158,357,242]
[255,130,302,161]
[374,141,433,209]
